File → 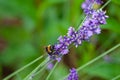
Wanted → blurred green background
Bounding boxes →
[0,0,120,80]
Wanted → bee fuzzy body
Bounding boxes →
[45,45,55,55]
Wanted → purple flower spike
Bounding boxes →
[82,18,101,35]
[92,10,109,24]
[67,27,82,47]
[67,68,79,80]
[87,31,93,37]
[81,0,103,15]
[56,57,61,62]
[81,0,95,15]
[55,36,70,55]
[81,1,91,10]
[104,55,112,63]
[58,36,71,46]
[47,63,53,70]
[61,49,69,55]
[47,0,108,62]
[95,0,103,4]
[94,27,101,34]
[67,27,76,37]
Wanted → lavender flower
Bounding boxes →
[67,68,79,80]
[67,27,82,47]
[92,10,109,24]
[81,0,103,15]
[55,36,70,55]
[95,0,103,4]
[47,63,53,70]
[103,55,112,63]
[48,0,108,62]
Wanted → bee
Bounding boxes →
[45,45,55,55]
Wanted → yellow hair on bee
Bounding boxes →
[47,45,51,53]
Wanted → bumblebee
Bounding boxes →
[45,45,55,55]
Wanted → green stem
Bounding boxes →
[32,60,54,79]
[100,0,111,10]
[23,57,49,80]
[76,13,85,29]
[46,62,59,80]
[111,74,120,80]
[33,64,48,78]
[3,55,44,80]
[61,43,120,80]
[77,16,87,30]
[77,43,120,71]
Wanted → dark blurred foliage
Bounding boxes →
[0,0,120,80]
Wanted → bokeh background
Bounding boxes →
[0,0,120,80]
